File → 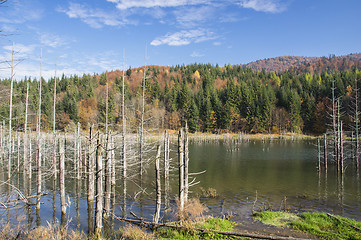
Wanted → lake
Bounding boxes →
[0,137,360,233]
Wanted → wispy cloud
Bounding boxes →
[151,29,216,46]
[108,0,208,10]
[238,0,286,13]
[39,32,73,48]
[190,51,205,58]
[174,6,214,28]
[0,1,43,24]
[57,2,132,28]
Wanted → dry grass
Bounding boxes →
[199,187,219,198]
[0,223,87,240]
[119,224,154,240]
[177,198,208,223]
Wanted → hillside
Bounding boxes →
[243,53,361,73]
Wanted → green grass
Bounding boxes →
[254,211,300,227]
[254,211,361,240]
[155,217,240,240]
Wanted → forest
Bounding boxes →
[0,54,360,135]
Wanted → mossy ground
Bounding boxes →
[254,211,361,240]
[155,217,239,240]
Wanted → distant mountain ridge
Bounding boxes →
[243,53,361,73]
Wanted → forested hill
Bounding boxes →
[1,55,361,135]
[243,53,361,73]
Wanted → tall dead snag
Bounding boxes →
[104,131,112,220]
[354,78,360,172]
[0,122,3,165]
[53,63,57,181]
[121,51,127,203]
[77,122,81,180]
[23,82,29,180]
[324,133,328,172]
[184,123,189,201]
[87,125,95,235]
[340,121,344,175]
[318,138,321,172]
[139,47,147,178]
[164,130,170,214]
[8,42,14,180]
[36,45,43,213]
[95,134,103,235]
[178,128,184,212]
[59,136,66,228]
[154,145,161,224]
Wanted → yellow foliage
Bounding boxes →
[346,85,353,96]
[193,70,201,79]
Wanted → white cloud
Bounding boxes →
[108,0,208,10]
[39,33,73,48]
[58,2,131,29]
[238,0,286,13]
[151,29,216,46]
[190,51,204,57]
[174,6,214,27]
[0,1,43,24]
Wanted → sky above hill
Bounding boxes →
[0,0,360,80]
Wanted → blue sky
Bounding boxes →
[0,0,360,80]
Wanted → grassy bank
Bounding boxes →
[254,211,361,239]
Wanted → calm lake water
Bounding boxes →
[1,138,360,233]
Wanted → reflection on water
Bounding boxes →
[0,139,360,233]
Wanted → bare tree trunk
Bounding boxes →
[337,99,341,172]
[355,78,360,172]
[59,136,66,228]
[178,128,184,212]
[0,123,3,166]
[95,134,103,235]
[53,61,57,180]
[318,138,321,172]
[87,125,95,235]
[332,78,338,164]
[8,42,14,180]
[28,129,32,181]
[184,123,189,201]
[76,122,81,181]
[23,82,29,179]
[154,145,161,224]
[16,133,20,172]
[324,133,328,171]
[139,47,147,178]
[164,130,170,219]
[104,131,111,220]
[340,121,344,175]
[36,44,43,212]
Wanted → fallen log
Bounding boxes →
[108,211,311,240]
[327,213,361,232]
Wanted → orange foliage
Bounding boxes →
[79,97,98,128]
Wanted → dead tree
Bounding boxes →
[153,145,161,224]
[104,131,112,220]
[164,130,170,213]
[184,123,189,201]
[36,45,43,212]
[53,61,57,180]
[139,49,147,178]
[87,125,95,235]
[23,82,29,178]
[354,78,360,172]
[95,134,104,235]
[8,42,14,179]
[59,136,66,227]
[178,128,185,211]
[324,133,328,171]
